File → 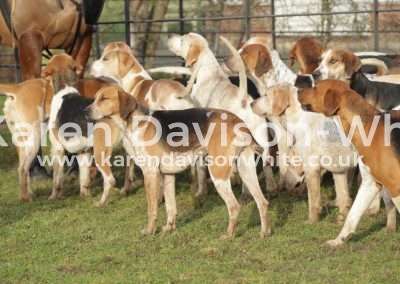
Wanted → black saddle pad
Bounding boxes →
[83,0,106,25]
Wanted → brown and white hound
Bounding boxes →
[87,85,271,239]
[90,41,194,111]
[288,36,324,74]
[298,79,399,247]
[312,48,400,110]
[167,33,278,197]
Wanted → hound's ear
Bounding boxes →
[255,47,272,77]
[323,89,340,116]
[288,44,297,66]
[185,44,200,67]
[272,91,289,116]
[344,51,362,78]
[72,63,85,78]
[41,65,55,78]
[118,90,137,120]
[117,51,135,77]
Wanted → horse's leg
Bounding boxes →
[18,29,49,179]
[18,29,44,80]
[68,30,93,79]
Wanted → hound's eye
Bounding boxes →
[100,97,108,101]
[329,59,337,64]
[102,57,109,62]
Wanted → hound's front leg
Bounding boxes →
[49,146,65,200]
[122,156,135,195]
[332,172,351,223]
[141,168,161,235]
[162,174,177,232]
[326,162,380,247]
[77,152,91,198]
[382,189,396,232]
[305,168,321,223]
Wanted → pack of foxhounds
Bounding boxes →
[2,33,400,247]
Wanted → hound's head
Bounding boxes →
[297,79,351,116]
[87,85,137,121]
[312,48,362,82]
[224,40,273,79]
[90,45,145,82]
[102,41,133,54]
[41,54,83,92]
[251,83,297,118]
[167,32,208,67]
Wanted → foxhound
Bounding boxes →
[312,48,400,110]
[251,83,353,223]
[90,42,197,197]
[90,42,194,110]
[223,36,298,189]
[298,79,399,246]
[289,36,324,74]
[46,56,126,206]
[87,85,271,239]
[167,32,278,197]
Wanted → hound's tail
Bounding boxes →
[0,84,18,97]
[219,35,248,107]
[360,58,389,76]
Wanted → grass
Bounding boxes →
[0,125,399,283]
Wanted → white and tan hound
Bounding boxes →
[298,79,399,247]
[288,36,324,74]
[251,83,354,223]
[88,85,271,239]
[90,42,194,110]
[167,32,278,196]
[312,48,400,110]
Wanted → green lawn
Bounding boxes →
[0,126,399,283]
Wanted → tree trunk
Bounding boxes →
[143,0,170,69]
[130,0,148,62]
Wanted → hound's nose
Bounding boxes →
[294,74,314,89]
[312,70,321,80]
[84,104,92,115]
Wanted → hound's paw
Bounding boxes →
[95,200,108,207]
[21,195,34,202]
[336,213,347,224]
[80,191,91,198]
[382,225,396,233]
[219,233,234,240]
[259,229,272,238]
[162,223,176,232]
[325,238,345,248]
[141,227,156,235]
[48,192,62,200]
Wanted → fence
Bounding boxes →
[0,0,399,82]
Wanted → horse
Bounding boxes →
[0,0,105,81]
